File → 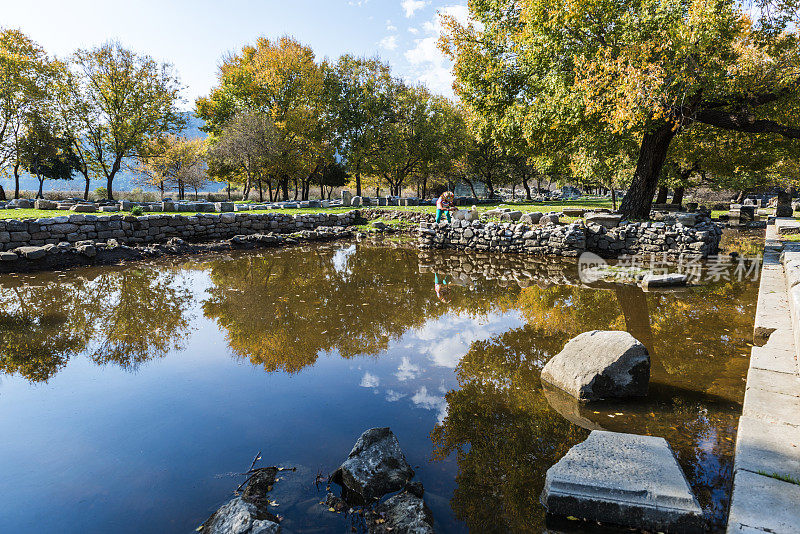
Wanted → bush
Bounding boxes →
[130,206,144,216]
[93,187,108,201]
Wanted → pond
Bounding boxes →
[0,238,759,533]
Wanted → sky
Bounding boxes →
[1,0,471,107]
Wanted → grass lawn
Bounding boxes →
[0,199,616,221]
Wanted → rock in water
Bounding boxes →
[369,489,435,534]
[640,273,688,290]
[541,431,704,533]
[201,468,281,534]
[540,331,649,402]
[332,427,415,502]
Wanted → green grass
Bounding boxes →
[0,200,616,221]
[757,471,800,486]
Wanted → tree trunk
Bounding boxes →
[0,184,5,201]
[522,174,532,200]
[612,187,617,211]
[37,177,44,199]
[355,161,362,197]
[672,186,685,206]
[735,189,749,203]
[227,181,231,200]
[655,186,669,204]
[14,162,20,199]
[619,122,677,219]
[281,175,289,201]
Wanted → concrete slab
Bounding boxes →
[727,470,800,534]
[541,430,704,533]
[746,367,800,398]
[750,345,798,375]
[734,416,800,482]
[742,387,800,427]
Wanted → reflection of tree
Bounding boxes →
[431,324,589,533]
[0,280,89,382]
[201,245,517,373]
[0,266,193,382]
[83,268,193,369]
[433,274,756,531]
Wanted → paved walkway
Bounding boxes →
[727,219,800,533]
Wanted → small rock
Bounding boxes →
[368,489,434,534]
[640,273,688,290]
[540,331,650,401]
[332,427,414,502]
[585,213,622,229]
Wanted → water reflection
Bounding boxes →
[0,240,757,533]
[0,267,193,382]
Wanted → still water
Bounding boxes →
[0,239,758,533]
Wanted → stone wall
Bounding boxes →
[0,211,360,251]
[417,216,722,258]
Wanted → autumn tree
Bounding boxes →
[17,111,82,198]
[197,36,328,201]
[324,55,395,197]
[66,42,184,200]
[135,134,207,200]
[205,110,278,200]
[0,29,56,199]
[443,0,800,218]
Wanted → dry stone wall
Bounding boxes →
[0,211,360,251]
[418,216,722,258]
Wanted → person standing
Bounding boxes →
[435,191,456,223]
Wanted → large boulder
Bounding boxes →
[201,469,281,534]
[368,486,434,534]
[541,431,704,532]
[332,427,415,502]
[540,331,649,402]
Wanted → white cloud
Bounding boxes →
[408,27,419,34]
[380,35,399,51]
[387,20,398,32]
[360,372,380,388]
[403,5,474,96]
[401,0,428,18]
[395,356,421,381]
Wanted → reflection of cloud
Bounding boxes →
[332,245,356,276]
[386,389,406,402]
[395,356,421,381]
[360,372,380,388]
[415,314,504,368]
[411,386,448,423]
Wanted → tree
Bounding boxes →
[18,111,82,198]
[66,42,184,200]
[197,36,327,201]
[442,0,800,218]
[0,29,55,199]
[206,111,278,201]
[135,134,207,200]
[324,55,394,197]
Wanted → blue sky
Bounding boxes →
[2,0,470,106]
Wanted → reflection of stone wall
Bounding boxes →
[0,211,359,251]
[419,250,583,288]
[418,218,722,258]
